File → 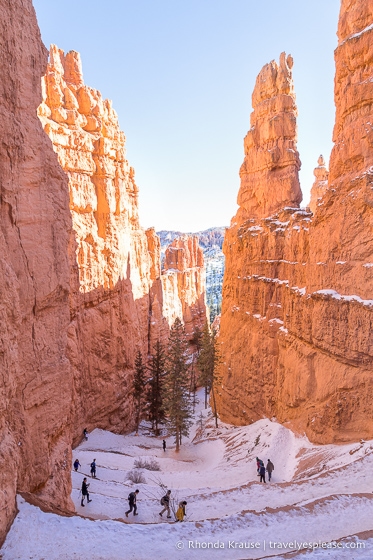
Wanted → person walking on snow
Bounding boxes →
[162,439,166,452]
[256,457,264,474]
[81,477,92,506]
[73,459,81,472]
[259,463,266,483]
[126,489,139,517]
[159,490,172,518]
[267,459,274,481]
[83,428,88,441]
[90,458,97,478]
[176,501,187,522]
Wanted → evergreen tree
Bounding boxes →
[197,322,221,427]
[133,350,146,434]
[209,328,221,428]
[164,318,193,451]
[197,321,214,409]
[146,340,166,435]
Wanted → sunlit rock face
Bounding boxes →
[163,235,207,339]
[217,5,373,445]
[236,51,302,224]
[38,45,208,425]
[309,155,329,215]
[38,45,164,440]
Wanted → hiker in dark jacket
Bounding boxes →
[267,459,274,481]
[81,477,92,506]
[90,458,97,478]
[256,457,264,474]
[259,464,266,483]
[83,428,88,441]
[73,459,81,472]
[162,440,166,452]
[125,489,139,517]
[159,490,172,518]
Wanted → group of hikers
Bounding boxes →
[73,436,187,520]
[256,457,274,483]
[125,488,187,522]
[74,457,96,506]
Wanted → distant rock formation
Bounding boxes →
[309,155,329,214]
[163,236,207,338]
[217,0,373,446]
[158,227,226,322]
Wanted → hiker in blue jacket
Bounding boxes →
[259,463,266,483]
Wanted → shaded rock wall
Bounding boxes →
[217,1,373,444]
[0,0,73,543]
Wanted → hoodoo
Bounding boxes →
[217,0,373,445]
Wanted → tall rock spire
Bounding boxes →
[309,155,329,214]
[236,52,302,224]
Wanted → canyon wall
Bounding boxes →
[217,0,373,444]
[0,0,73,542]
[38,45,164,438]
[0,5,207,544]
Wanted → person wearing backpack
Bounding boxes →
[73,459,81,472]
[125,489,139,517]
[81,478,92,506]
[267,459,274,481]
[90,458,97,478]
[159,490,172,518]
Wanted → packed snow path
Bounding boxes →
[2,392,373,559]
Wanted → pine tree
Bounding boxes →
[163,318,192,451]
[197,321,214,409]
[133,350,146,434]
[209,328,221,428]
[146,341,166,435]
[197,322,221,427]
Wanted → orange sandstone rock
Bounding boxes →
[0,15,207,544]
[237,52,302,224]
[163,236,207,339]
[217,4,373,444]
[0,0,73,543]
[309,155,329,215]
[38,46,207,441]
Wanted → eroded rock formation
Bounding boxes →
[309,155,329,214]
[0,12,207,546]
[217,1,373,444]
[237,52,302,223]
[38,45,166,438]
[162,235,207,338]
[37,43,209,427]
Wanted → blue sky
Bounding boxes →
[33,0,340,232]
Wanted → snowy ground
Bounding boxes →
[2,390,373,559]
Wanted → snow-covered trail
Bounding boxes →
[2,391,373,559]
